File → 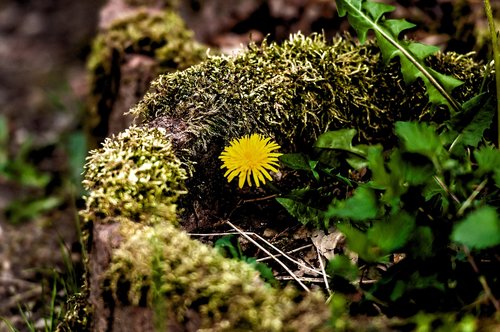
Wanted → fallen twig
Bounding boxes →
[226,220,310,292]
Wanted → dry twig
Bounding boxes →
[226,220,310,292]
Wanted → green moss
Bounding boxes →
[87,9,206,77]
[86,9,208,146]
[107,218,330,331]
[81,126,187,222]
[132,33,484,159]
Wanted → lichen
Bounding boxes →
[107,218,330,331]
[133,32,484,159]
[81,126,187,222]
[86,9,208,147]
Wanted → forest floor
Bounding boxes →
[0,0,495,331]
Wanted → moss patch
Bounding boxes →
[82,126,187,222]
[133,33,484,159]
[86,9,208,146]
[107,218,330,331]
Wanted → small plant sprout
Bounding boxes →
[219,134,282,188]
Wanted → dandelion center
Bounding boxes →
[219,134,282,188]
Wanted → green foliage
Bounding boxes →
[336,0,463,110]
[452,206,500,249]
[327,255,359,281]
[327,186,378,221]
[280,116,499,315]
[7,197,62,225]
[0,114,63,224]
[276,196,330,228]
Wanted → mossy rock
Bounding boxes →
[81,126,187,222]
[131,32,485,229]
[107,219,329,331]
[86,8,208,148]
[134,33,483,152]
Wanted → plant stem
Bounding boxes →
[457,179,488,217]
[484,0,500,147]
[463,246,500,312]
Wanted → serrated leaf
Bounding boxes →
[460,96,495,146]
[447,94,495,151]
[388,150,434,186]
[276,197,329,228]
[474,146,500,175]
[336,0,372,43]
[363,1,394,24]
[215,235,243,259]
[337,212,415,262]
[366,144,389,189]
[395,121,445,161]
[384,19,416,39]
[244,257,279,287]
[280,153,315,171]
[406,43,440,61]
[336,0,463,110]
[451,206,500,249]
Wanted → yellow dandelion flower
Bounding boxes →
[219,134,282,188]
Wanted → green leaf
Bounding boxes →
[314,129,365,156]
[67,131,88,188]
[327,186,378,221]
[474,146,500,175]
[337,223,380,262]
[336,0,463,110]
[451,206,500,249]
[276,197,329,228]
[279,153,319,179]
[395,121,445,161]
[215,236,278,287]
[280,153,314,170]
[215,235,243,259]
[366,144,389,189]
[6,196,62,224]
[390,280,407,301]
[368,211,415,253]
[446,94,495,153]
[327,255,359,281]
[244,257,279,287]
[338,211,415,262]
[388,150,434,186]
